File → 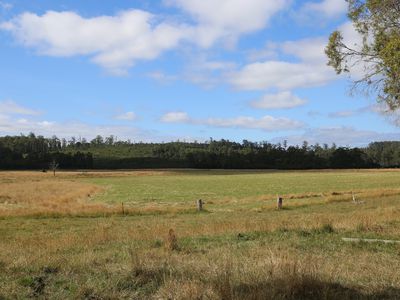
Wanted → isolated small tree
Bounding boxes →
[325,0,400,110]
[49,159,59,176]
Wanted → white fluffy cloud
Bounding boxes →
[160,111,303,131]
[339,22,363,48]
[206,116,303,131]
[228,60,334,90]
[281,37,327,63]
[166,0,288,47]
[1,1,289,74]
[301,0,347,19]
[1,10,190,75]
[367,103,400,127]
[324,103,400,124]
[181,55,237,88]
[0,104,182,142]
[251,91,307,109]
[229,36,337,91]
[115,111,137,121]
[275,126,400,146]
[160,112,191,123]
[0,100,40,115]
[0,116,140,140]
[246,37,328,63]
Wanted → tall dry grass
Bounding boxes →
[0,177,106,217]
[2,225,399,299]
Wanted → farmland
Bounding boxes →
[1,169,400,299]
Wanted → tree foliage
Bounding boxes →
[325,0,400,109]
[2,133,400,169]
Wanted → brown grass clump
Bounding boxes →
[166,229,179,251]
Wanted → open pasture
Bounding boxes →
[1,169,400,299]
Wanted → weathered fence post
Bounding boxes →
[277,197,283,209]
[121,202,125,215]
[197,199,203,211]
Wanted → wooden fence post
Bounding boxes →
[121,202,125,215]
[197,199,203,211]
[277,197,283,209]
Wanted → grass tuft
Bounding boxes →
[319,223,335,234]
[166,229,179,251]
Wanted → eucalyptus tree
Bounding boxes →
[326,0,400,110]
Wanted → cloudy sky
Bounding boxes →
[0,0,399,145]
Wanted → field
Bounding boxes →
[1,169,400,299]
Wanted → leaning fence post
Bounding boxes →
[197,199,203,211]
[277,196,283,209]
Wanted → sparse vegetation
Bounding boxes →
[1,169,400,298]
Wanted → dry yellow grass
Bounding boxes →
[0,171,106,217]
[2,215,400,298]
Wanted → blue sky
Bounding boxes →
[0,0,399,146]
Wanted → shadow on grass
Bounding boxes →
[157,274,400,300]
[232,278,400,300]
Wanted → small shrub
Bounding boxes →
[320,223,335,234]
[78,287,102,300]
[30,275,46,297]
[297,229,311,237]
[43,266,59,275]
[356,223,366,232]
[152,239,163,248]
[237,233,251,241]
[19,276,35,287]
[0,260,6,270]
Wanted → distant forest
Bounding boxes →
[0,133,400,170]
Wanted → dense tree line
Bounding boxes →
[0,133,93,169]
[0,133,399,169]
